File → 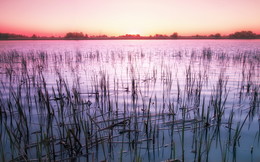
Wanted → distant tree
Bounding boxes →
[192,34,206,39]
[65,32,85,39]
[209,33,221,39]
[0,33,27,39]
[154,34,168,39]
[0,33,9,40]
[229,31,256,39]
[118,34,141,39]
[170,32,178,39]
[31,34,37,39]
[214,33,221,39]
[95,35,108,38]
[100,34,108,38]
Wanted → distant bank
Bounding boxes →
[1,31,260,40]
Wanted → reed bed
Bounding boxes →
[0,45,260,161]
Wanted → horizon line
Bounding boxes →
[1,30,260,38]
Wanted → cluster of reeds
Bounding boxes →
[0,47,259,161]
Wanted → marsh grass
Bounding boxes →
[0,45,259,161]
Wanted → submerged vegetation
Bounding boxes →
[0,42,260,161]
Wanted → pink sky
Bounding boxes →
[0,0,260,36]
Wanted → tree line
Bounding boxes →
[1,31,259,40]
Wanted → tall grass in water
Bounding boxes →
[0,47,259,161]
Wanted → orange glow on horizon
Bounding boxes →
[1,0,260,37]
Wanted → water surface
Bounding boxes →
[0,40,260,161]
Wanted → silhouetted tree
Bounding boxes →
[31,34,37,39]
[154,34,168,39]
[0,33,27,39]
[170,32,178,39]
[209,33,221,39]
[65,32,85,39]
[118,34,141,39]
[192,34,207,39]
[229,31,256,39]
[0,33,9,40]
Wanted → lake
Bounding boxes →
[0,40,260,161]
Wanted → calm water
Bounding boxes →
[0,40,260,161]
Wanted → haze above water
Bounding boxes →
[0,40,260,161]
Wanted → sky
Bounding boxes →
[0,0,260,37]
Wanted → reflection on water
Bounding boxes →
[0,40,260,161]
